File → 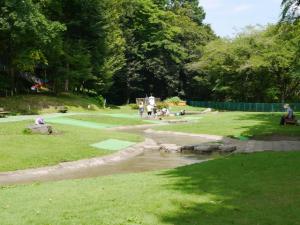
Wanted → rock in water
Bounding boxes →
[159,144,181,153]
[27,124,53,135]
[218,145,237,153]
[194,144,220,154]
[180,145,195,153]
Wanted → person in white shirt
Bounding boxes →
[147,104,153,117]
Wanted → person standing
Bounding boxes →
[147,104,153,118]
[138,101,144,118]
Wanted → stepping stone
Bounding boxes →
[90,139,137,151]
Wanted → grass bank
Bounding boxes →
[0,152,299,225]
[158,112,300,138]
[0,94,102,115]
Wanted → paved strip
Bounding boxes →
[236,140,300,152]
[103,113,139,119]
[0,112,84,123]
[90,139,137,151]
[47,117,116,129]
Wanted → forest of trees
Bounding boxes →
[0,0,299,104]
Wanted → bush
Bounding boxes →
[156,102,169,109]
[23,128,32,135]
[164,96,183,105]
[95,95,105,108]
[129,103,139,110]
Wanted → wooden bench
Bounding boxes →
[57,106,68,113]
[0,107,10,118]
[285,118,297,125]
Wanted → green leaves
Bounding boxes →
[188,23,300,102]
[281,0,300,21]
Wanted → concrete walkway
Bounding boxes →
[143,129,300,153]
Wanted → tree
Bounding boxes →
[281,0,300,21]
[187,24,300,102]
[107,0,214,103]
[0,0,64,95]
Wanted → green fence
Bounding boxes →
[187,101,300,112]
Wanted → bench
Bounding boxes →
[0,107,10,118]
[285,118,297,125]
[57,106,68,113]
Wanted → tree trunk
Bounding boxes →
[10,68,15,96]
[65,63,70,92]
[64,79,69,92]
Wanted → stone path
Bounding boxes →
[235,140,300,152]
[142,129,300,153]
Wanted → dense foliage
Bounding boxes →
[187,23,300,102]
[0,0,214,103]
[0,0,299,104]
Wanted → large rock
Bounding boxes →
[218,145,237,153]
[181,143,237,154]
[159,144,181,153]
[180,145,195,153]
[27,124,53,135]
[193,144,221,154]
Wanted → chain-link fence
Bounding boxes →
[187,101,300,112]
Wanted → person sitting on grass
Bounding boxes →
[35,117,45,125]
[280,104,295,125]
[180,109,186,116]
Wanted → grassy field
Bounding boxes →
[0,120,142,172]
[158,112,300,138]
[0,152,299,225]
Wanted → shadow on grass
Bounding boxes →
[234,113,300,139]
[157,152,300,225]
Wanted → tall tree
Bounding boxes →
[0,0,64,95]
[281,0,300,21]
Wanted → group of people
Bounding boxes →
[138,101,170,118]
[137,96,187,119]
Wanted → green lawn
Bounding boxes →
[0,152,299,225]
[159,112,300,138]
[0,121,142,172]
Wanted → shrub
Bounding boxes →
[129,103,139,110]
[164,96,183,105]
[23,128,32,135]
[95,95,105,108]
[156,102,169,109]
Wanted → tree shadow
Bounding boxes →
[156,152,300,225]
[233,113,300,139]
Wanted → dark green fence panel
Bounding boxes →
[187,100,300,112]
